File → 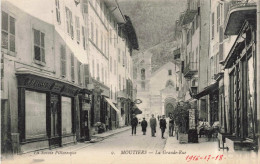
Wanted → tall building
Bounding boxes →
[1,0,138,155]
[133,50,180,119]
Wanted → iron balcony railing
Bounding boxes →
[183,62,198,78]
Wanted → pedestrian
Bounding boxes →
[169,113,174,137]
[160,115,167,139]
[149,114,157,137]
[105,116,109,131]
[131,114,138,136]
[141,118,148,135]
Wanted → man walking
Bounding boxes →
[169,113,174,137]
[141,118,148,135]
[150,114,157,137]
[160,115,167,139]
[131,114,138,135]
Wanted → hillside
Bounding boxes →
[119,0,186,72]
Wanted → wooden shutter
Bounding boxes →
[60,45,66,77]
[78,60,81,85]
[71,54,75,81]
[84,64,90,87]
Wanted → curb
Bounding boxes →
[90,127,131,143]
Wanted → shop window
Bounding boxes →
[141,68,145,80]
[71,54,75,82]
[60,45,66,77]
[75,16,80,43]
[246,57,255,139]
[25,90,47,139]
[65,7,74,39]
[55,0,61,24]
[1,11,16,54]
[62,97,72,134]
[33,29,45,63]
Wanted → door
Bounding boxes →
[49,94,61,148]
[80,109,90,141]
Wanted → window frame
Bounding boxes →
[55,0,61,24]
[1,11,16,55]
[33,29,46,65]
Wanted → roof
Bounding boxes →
[224,3,256,35]
[151,62,175,75]
[123,15,139,50]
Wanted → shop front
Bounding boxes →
[223,4,257,151]
[78,89,92,141]
[16,72,80,153]
[104,98,120,130]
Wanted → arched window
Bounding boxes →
[141,68,145,80]
[166,80,174,87]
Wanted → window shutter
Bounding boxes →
[78,60,82,85]
[219,26,224,61]
[84,64,90,87]
[41,32,45,62]
[71,54,75,81]
[70,13,74,39]
[60,45,66,77]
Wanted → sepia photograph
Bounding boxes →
[0,0,260,163]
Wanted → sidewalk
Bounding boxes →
[1,126,131,162]
[90,126,131,143]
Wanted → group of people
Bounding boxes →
[131,113,175,139]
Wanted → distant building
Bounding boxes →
[133,51,180,119]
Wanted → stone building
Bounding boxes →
[133,51,180,119]
[1,0,138,155]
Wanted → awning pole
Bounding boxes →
[257,0,260,154]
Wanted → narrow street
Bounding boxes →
[2,125,259,164]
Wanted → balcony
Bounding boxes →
[183,62,198,78]
[224,1,256,35]
[118,89,127,99]
[173,48,181,60]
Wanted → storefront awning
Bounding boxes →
[132,104,142,115]
[105,98,120,113]
[194,82,218,99]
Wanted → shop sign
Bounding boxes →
[189,109,196,129]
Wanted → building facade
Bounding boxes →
[1,0,138,155]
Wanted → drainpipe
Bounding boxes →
[257,0,260,154]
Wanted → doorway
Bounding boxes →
[49,94,61,148]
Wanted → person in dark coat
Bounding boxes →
[131,114,138,135]
[169,113,174,137]
[160,115,167,139]
[150,114,157,137]
[141,118,148,135]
